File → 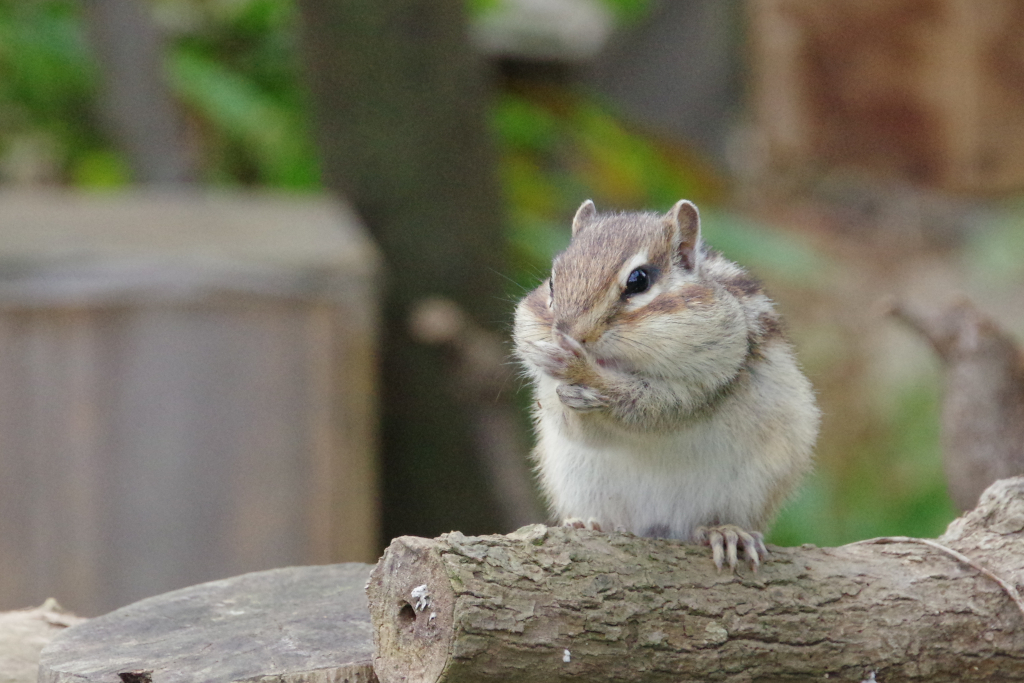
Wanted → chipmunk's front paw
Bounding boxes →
[556,382,609,411]
[694,525,768,573]
[522,340,579,379]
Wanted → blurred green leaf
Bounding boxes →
[72,148,131,188]
[967,206,1024,284]
[700,209,827,285]
[468,0,652,25]
[0,0,103,182]
[0,1,94,117]
[596,0,653,24]
[493,93,560,156]
[466,0,502,17]
[168,49,317,187]
[570,99,702,208]
[770,379,956,547]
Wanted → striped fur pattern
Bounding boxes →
[514,200,819,544]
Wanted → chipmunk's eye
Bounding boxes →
[624,267,651,296]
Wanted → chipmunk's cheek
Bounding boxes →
[593,355,631,373]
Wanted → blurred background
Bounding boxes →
[1,0,1022,615]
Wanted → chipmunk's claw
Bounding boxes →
[695,525,767,572]
[556,383,610,411]
[562,517,603,532]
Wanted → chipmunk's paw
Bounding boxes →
[694,525,768,573]
[556,382,609,411]
[522,339,579,379]
[561,517,603,532]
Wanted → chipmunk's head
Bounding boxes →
[539,199,748,377]
[548,199,702,342]
[513,199,763,388]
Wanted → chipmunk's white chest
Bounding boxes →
[531,376,775,540]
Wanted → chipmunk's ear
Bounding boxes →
[572,199,598,237]
[665,200,701,271]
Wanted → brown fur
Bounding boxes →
[722,272,764,299]
[618,285,716,326]
[553,213,674,322]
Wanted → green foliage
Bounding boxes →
[770,380,958,547]
[967,202,1024,286]
[468,0,653,24]
[494,88,833,300]
[0,0,318,188]
[596,0,654,24]
[71,148,131,188]
[699,209,825,287]
[0,0,112,184]
[494,90,722,293]
[162,0,318,187]
[0,1,91,116]
[466,0,502,16]
[168,49,317,186]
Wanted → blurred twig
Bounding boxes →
[80,0,194,184]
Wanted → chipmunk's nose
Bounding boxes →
[554,321,591,349]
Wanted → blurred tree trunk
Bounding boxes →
[80,0,194,184]
[295,0,510,543]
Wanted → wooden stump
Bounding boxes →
[38,563,376,683]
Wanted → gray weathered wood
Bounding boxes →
[368,478,1024,683]
[0,192,380,616]
[38,563,376,683]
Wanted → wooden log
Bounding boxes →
[38,563,376,683]
[368,478,1024,682]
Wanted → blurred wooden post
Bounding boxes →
[748,0,1024,193]
[0,191,380,616]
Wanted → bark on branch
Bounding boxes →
[367,477,1024,683]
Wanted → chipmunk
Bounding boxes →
[514,199,819,570]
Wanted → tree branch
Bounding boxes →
[367,477,1024,682]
